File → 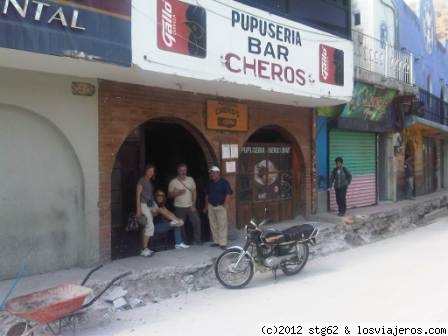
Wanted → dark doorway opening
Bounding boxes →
[111,120,211,260]
[404,142,416,199]
[423,137,437,194]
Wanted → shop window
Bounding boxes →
[353,12,361,26]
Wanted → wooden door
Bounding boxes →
[237,143,293,227]
[423,137,436,194]
[111,136,141,259]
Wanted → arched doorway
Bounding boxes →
[237,127,305,227]
[0,104,84,278]
[111,119,215,259]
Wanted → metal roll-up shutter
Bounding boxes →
[329,130,377,210]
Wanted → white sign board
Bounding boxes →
[133,0,353,103]
[225,161,236,174]
[230,144,239,159]
[221,144,231,159]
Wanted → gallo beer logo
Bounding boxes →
[157,0,207,58]
[160,0,176,47]
[320,45,329,81]
[319,44,344,86]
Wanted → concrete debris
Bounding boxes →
[129,298,145,309]
[112,297,129,311]
[105,287,128,302]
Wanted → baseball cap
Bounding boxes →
[209,165,220,172]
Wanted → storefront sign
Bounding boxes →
[207,100,248,132]
[341,82,396,121]
[133,0,353,102]
[1,0,85,30]
[0,0,131,66]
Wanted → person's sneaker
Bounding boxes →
[175,242,190,249]
[140,248,154,257]
[170,219,184,227]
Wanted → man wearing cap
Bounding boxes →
[204,165,233,250]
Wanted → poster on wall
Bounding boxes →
[0,0,131,66]
[341,82,396,121]
[133,0,354,103]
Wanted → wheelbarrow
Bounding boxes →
[5,265,131,336]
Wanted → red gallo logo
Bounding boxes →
[319,44,344,86]
[157,0,207,58]
[160,0,176,48]
[321,45,329,81]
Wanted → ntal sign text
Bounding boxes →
[1,0,85,30]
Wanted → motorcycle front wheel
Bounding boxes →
[214,248,254,289]
[281,242,309,276]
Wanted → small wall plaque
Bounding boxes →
[71,82,96,96]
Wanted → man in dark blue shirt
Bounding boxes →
[204,166,232,249]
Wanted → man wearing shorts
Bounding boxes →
[136,164,157,257]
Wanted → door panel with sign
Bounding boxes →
[237,143,293,227]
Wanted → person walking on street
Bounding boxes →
[404,156,415,200]
[136,164,157,257]
[168,163,202,245]
[204,166,233,250]
[329,157,352,216]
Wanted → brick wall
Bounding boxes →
[99,80,314,260]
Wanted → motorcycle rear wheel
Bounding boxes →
[281,242,309,276]
[214,248,254,289]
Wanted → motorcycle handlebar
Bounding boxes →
[249,218,270,227]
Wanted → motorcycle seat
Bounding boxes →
[282,224,315,241]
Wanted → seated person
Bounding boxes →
[151,190,190,249]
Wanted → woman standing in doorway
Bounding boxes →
[136,164,156,257]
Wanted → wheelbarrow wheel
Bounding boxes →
[6,322,34,336]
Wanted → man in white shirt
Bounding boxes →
[168,163,202,244]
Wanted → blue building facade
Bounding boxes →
[316,0,448,213]
[398,0,448,98]
[396,0,448,196]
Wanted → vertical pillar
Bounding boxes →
[378,133,395,201]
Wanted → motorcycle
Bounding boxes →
[214,213,319,289]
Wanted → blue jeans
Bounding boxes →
[154,220,183,245]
